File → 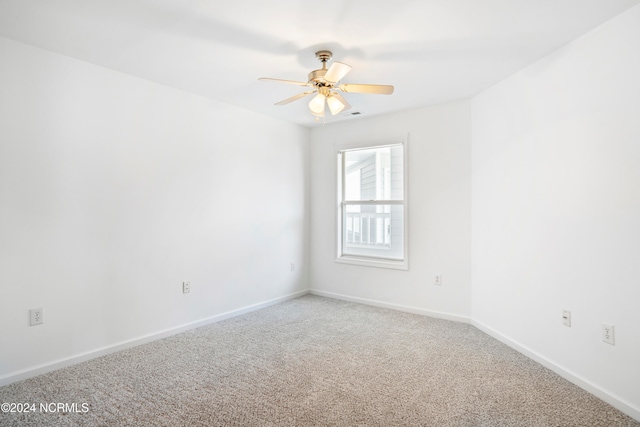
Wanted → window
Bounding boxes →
[336,138,408,270]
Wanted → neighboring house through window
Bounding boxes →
[336,137,408,270]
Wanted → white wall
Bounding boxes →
[0,37,309,381]
[309,102,472,320]
[471,5,640,417]
[2,2,639,418]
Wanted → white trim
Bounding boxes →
[334,255,407,270]
[334,134,409,270]
[310,289,471,323]
[0,290,309,387]
[343,200,404,205]
[312,289,639,421]
[472,319,640,422]
[4,288,638,422]
[334,138,404,151]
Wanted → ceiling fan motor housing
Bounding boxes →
[308,69,328,85]
[308,50,333,86]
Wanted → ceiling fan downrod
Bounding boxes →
[308,50,333,85]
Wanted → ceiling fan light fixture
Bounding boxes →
[309,93,326,115]
[327,94,346,115]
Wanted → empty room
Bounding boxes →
[1,1,639,425]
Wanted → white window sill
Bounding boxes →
[335,255,408,271]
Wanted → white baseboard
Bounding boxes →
[472,319,640,423]
[310,289,471,324]
[310,290,639,422]
[4,289,638,422]
[0,289,309,387]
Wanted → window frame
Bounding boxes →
[334,136,409,270]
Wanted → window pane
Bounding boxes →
[343,204,404,260]
[344,145,403,201]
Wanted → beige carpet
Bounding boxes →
[0,295,638,426]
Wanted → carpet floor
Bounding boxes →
[0,295,638,426]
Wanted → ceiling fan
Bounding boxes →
[259,50,394,119]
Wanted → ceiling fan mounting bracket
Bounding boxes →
[315,50,333,63]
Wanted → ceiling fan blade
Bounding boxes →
[339,83,394,95]
[275,91,315,106]
[324,61,352,83]
[259,77,310,86]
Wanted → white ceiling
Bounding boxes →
[1,0,638,127]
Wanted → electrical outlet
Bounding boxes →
[602,323,615,345]
[29,307,43,326]
[182,281,190,294]
[434,275,442,286]
[562,310,571,327]
[290,262,295,272]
